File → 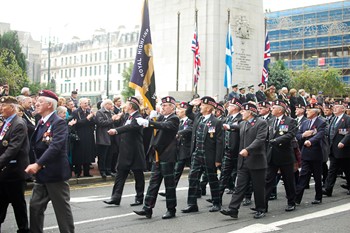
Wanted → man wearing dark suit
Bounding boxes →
[256,83,267,102]
[25,90,74,233]
[297,89,308,107]
[296,103,326,204]
[265,100,298,212]
[239,87,247,103]
[134,96,179,219]
[0,96,30,233]
[246,85,257,103]
[258,101,273,121]
[218,98,243,202]
[182,96,223,213]
[21,97,36,164]
[104,97,146,206]
[159,102,193,197]
[323,100,350,196]
[95,99,119,178]
[220,103,268,219]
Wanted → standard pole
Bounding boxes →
[106,32,110,98]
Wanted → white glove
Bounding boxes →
[149,110,159,119]
[136,118,149,127]
[223,124,230,130]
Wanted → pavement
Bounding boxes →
[26,162,190,190]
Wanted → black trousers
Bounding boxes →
[0,181,29,232]
[324,155,350,193]
[111,169,145,202]
[218,153,237,200]
[174,158,191,187]
[144,161,176,210]
[96,145,112,174]
[296,159,323,202]
[265,163,296,207]
[228,164,266,212]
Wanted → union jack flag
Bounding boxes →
[261,32,271,84]
[192,26,201,87]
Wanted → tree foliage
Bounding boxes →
[267,60,291,90]
[0,48,29,95]
[290,65,346,97]
[121,62,135,101]
[0,31,27,72]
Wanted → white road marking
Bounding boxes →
[229,203,350,233]
[70,187,189,203]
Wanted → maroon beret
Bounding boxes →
[127,96,141,107]
[179,101,188,109]
[201,96,216,108]
[230,98,243,109]
[242,103,258,114]
[39,90,58,102]
[161,96,176,105]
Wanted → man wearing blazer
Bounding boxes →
[0,96,30,233]
[25,90,74,233]
[218,98,243,202]
[104,97,146,207]
[134,96,179,219]
[182,96,223,213]
[323,100,350,196]
[296,103,326,204]
[220,103,268,219]
[265,100,298,212]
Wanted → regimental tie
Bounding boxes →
[329,116,338,140]
[273,118,279,134]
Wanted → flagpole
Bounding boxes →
[226,9,230,97]
[194,9,198,97]
[264,16,268,90]
[176,11,180,91]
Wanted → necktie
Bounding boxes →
[329,116,338,140]
[180,119,184,125]
[307,120,312,129]
[274,118,279,133]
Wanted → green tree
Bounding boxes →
[268,60,291,90]
[0,48,29,95]
[121,62,135,101]
[290,65,346,97]
[0,31,27,72]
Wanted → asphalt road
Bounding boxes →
[2,175,350,233]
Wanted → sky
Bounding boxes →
[0,0,343,42]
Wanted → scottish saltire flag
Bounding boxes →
[261,32,271,84]
[130,0,156,110]
[191,25,201,87]
[224,24,234,89]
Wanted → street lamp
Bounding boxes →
[106,32,110,98]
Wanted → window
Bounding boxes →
[61,58,63,66]
[130,48,133,57]
[94,66,97,76]
[65,57,68,65]
[104,51,107,60]
[73,68,76,77]
[90,53,92,62]
[123,63,126,70]
[109,81,112,91]
[98,80,101,90]
[89,81,92,91]
[69,83,71,92]
[95,53,97,61]
[118,49,121,59]
[74,56,76,64]
[117,80,120,90]
[80,55,83,63]
[85,82,87,92]
[118,64,121,73]
[80,83,83,92]
[69,69,71,77]
[124,48,127,58]
[94,81,96,91]
[69,56,72,64]
[90,67,92,76]
[64,83,67,93]
[85,54,88,63]
[99,52,102,61]
[99,65,101,75]
[80,68,83,76]
[60,84,63,93]
[73,83,76,91]
[65,69,67,78]
[85,67,87,76]
[61,70,63,78]
[109,65,112,74]
[104,65,107,75]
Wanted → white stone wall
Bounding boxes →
[149,0,264,101]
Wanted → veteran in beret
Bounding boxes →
[25,90,74,233]
[0,96,30,233]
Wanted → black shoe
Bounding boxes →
[158,192,166,197]
[322,189,332,197]
[110,172,116,177]
[285,205,296,212]
[84,174,93,177]
[250,207,268,213]
[269,195,277,200]
[253,211,266,219]
[220,209,238,219]
[103,199,120,205]
[311,200,322,204]
[181,205,199,213]
[101,172,107,178]
[130,200,143,206]
[201,190,206,196]
[340,184,349,190]
[162,210,176,219]
[206,199,212,203]
[242,198,252,206]
[209,204,221,212]
[295,200,301,205]
[134,208,152,218]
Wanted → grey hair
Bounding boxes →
[21,87,30,95]
[101,99,113,108]
[57,106,67,115]
[43,97,58,110]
